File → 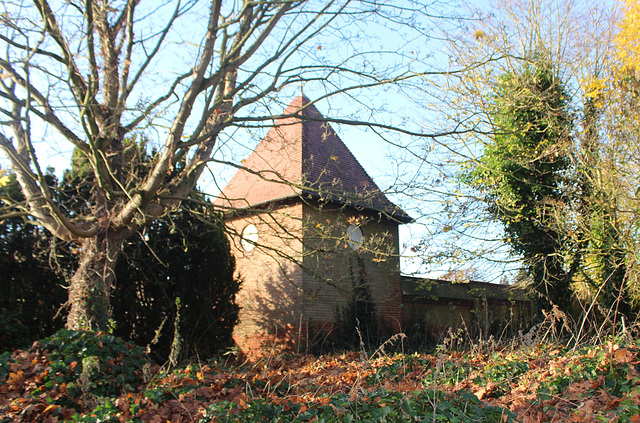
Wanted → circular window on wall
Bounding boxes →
[241,224,259,252]
[347,224,363,250]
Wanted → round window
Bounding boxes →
[241,224,259,251]
[347,224,363,250]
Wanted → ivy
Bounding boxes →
[461,55,575,312]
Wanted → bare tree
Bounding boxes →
[401,0,617,276]
[409,0,640,324]
[0,0,455,330]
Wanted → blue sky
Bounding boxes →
[1,0,514,282]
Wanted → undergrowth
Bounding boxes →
[2,326,640,422]
[201,389,513,422]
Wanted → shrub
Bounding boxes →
[34,329,152,399]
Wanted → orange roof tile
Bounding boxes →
[215,96,411,223]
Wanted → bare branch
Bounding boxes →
[33,0,90,107]
[0,132,97,240]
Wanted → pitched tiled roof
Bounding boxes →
[215,96,411,223]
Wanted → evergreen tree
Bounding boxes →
[0,173,68,350]
[111,199,240,363]
[1,157,240,361]
[60,147,240,362]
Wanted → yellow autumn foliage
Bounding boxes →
[582,77,608,100]
[615,0,640,74]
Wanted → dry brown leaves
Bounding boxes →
[1,342,640,422]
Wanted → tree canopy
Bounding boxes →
[0,1,449,331]
[413,0,640,327]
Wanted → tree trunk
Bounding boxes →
[66,230,125,331]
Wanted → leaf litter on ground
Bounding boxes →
[1,330,640,422]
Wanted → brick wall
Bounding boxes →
[228,200,404,356]
[402,297,534,340]
[228,203,306,356]
[228,201,534,357]
[301,203,403,343]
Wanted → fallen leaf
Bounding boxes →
[613,348,637,364]
[7,371,25,387]
[42,404,57,414]
[474,386,488,400]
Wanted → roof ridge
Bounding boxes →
[216,96,411,223]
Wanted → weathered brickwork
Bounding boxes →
[401,279,534,340]
[218,95,532,357]
[300,203,404,343]
[228,199,405,355]
[227,203,306,355]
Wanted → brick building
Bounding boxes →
[216,96,532,355]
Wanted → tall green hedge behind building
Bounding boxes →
[0,173,240,362]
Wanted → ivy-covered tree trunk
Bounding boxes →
[593,208,632,319]
[67,230,128,331]
[462,56,576,312]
